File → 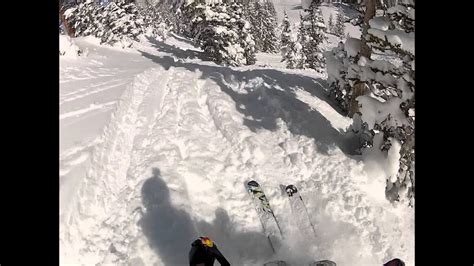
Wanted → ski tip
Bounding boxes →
[247,180,260,187]
[264,260,288,266]
[309,260,337,266]
[285,184,298,196]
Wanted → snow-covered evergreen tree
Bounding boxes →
[190,2,256,66]
[334,10,346,38]
[325,0,415,206]
[243,0,278,53]
[64,0,101,37]
[265,0,277,18]
[296,13,308,69]
[99,0,145,46]
[280,11,299,69]
[140,3,177,40]
[364,0,414,206]
[284,41,299,69]
[230,2,257,65]
[328,13,334,33]
[178,0,206,39]
[280,11,292,49]
[259,0,279,53]
[65,0,146,47]
[245,1,263,51]
[298,0,327,72]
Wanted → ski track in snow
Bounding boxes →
[60,5,413,264]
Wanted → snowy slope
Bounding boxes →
[272,0,361,55]
[319,3,362,39]
[60,3,413,265]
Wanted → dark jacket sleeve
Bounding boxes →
[189,240,202,265]
[211,244,230,266]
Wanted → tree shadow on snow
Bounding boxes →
[138,39,360,155]
[331,2,363,18]
[140,168,277,265]
[169,32,197,46]
[145,35,211,62]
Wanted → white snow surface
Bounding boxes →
[60,3,413,265]
[344,37,362,57]
[60,35,82,58]
[369,17,391,31]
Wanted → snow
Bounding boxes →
[320,3,361,39]
[388,5,415,20]
[407,8,415,20]
[301,0,311,10]
[356,95,409,130]
[387,139,402,183]
[344,37,361,57]
[60,34,82,58]
[369,60,398,73]
[64,8,74,18]
[60,2,413,266]
[324,49,344,85]
[316,22,326,28]
[360,133,401,200]
[369,17,391,31]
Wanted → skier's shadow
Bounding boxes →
[140,168,275,265]
[140,168,197,265]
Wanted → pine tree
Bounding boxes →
[296,13,307,69]
[243,0,279,53]
[230,2,256,65]
[298,0,327,72]
[260,0,279,53]
[325,0,415,206]
[64,0,101,37]
[142,3,177,39]
[365,0,415,206]
[179,0,207,39]
[280,11,292,48]
[64,0,145,47]
[265,0,277,18]
[190,2,256,66]
[280,11,298,68]
[99,0,145,46]
[248,1,263,51]
[334,10,345,38]
[328,13,334,33]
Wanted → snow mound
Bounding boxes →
[356,96,409,130]
[60,35,82,58]
[369,17,391,31]
[344,37,362,57]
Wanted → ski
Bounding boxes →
[285,184,316,238]
[309,260,337,266]
[263,260,288,266]
[247,180,283,253]
[263,260,336,266]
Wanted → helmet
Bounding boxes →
[199,236,214,248]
